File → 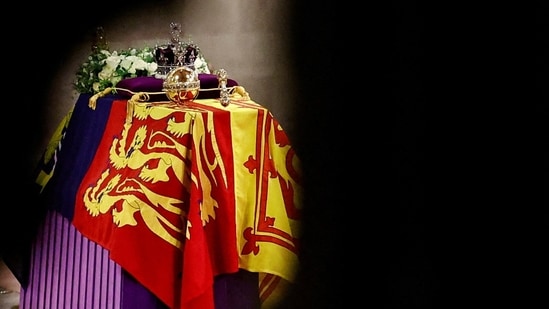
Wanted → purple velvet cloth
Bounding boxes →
[214,270,260,309]
[122,271,168,309]
[115,74,238,101]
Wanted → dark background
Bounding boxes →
[2,1,547,308]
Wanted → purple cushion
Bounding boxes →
[115,74,238,101]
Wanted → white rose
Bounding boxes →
[119,57,133,71]
[92,82,101,92]
[130,58,148,72]
[146,62,158,74]
[98,67,116,80]
[105,55,122,71]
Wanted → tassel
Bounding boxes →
[231,86,250,101]
[88,87,113,110]
[126,92,150,123]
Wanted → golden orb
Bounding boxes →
[162,66,200,105]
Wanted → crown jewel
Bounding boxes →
[155,22,201,76]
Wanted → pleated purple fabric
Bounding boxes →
[19,210,123,309]
[19,210,167,309]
